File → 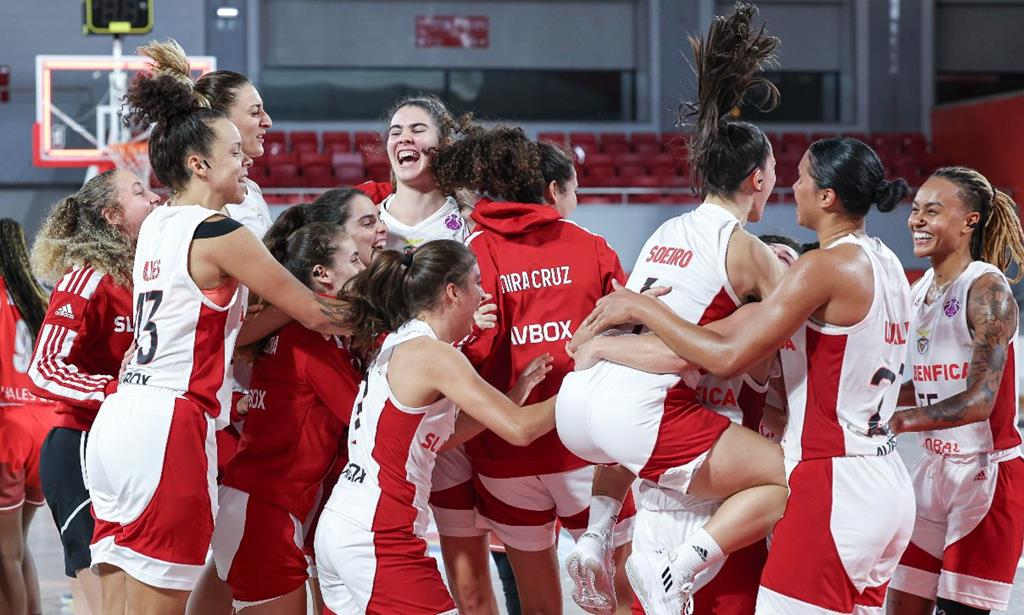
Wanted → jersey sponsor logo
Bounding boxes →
[924,437,962,456]
[421,432,444,452]
[884,321,910,345]
[498,266,573,294]
[0,386,39,403]
[55,303,75,320]
[943,296,961,318]
[249,388,267,411]
[645,245,694,268]
[341,461,366,484]
[142,260,161,282]
[113,316,135,333]
[510,320,572,346]
[120,370,151,386]
[696,385,738,407]
[913,362,969,382]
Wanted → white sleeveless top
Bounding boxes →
[780,234,911,461]
[325,319,458,536]
[380,195,469,253]
[564,203,743,407]
[120,205,245,419]
[909,261,1022,455]
[225,178,272,240]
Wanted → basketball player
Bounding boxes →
[0,219,55,615]
[313,240,558,615]
[27,170,160,614]
[211,223,364,615]
[84,39,348,614]
[579,137,916,614]
[432,126,637,614]
[887,167,1024,615]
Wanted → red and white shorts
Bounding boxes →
[0,404,54,511]
[313,509,457,614]
[556,375,732,495]
[473,464,636,552]
[629,482,766,615]
[86,387,217,591]
[889,448,1024,611]
[757,455,915,615]
[428,445,484,538]
[211,486,310,608]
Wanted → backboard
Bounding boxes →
[34,54,216,168]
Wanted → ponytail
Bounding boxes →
[341,240,476,360]
[0,220,48,340]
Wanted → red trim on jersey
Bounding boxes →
[428,480,475,510]
[801,329,849,459]
[638,390,731,483]
[473,474,555,527]
[697,287,739,326]
[185,302,230,417]
[370,401,426,534]
[738,382,767,432]
[990,341,1022,451]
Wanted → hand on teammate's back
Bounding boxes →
[506,352,554,405]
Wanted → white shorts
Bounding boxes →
[890,448,1024,611]
[632,484,766,615]
[557,366,730,494]
[313,509,456,614]
[86,386,217,591]
[428,445,485,538]
[211,486,309,609]
[757,455,915,615]
[474,465,635,552]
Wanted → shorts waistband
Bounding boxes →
[924,446,1021,464]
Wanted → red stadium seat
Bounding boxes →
[264,139,287,157]
[569,132,598,145]
[298,152,330,167]
[366,163,391,182]
[323,131,352,153]
[265,131,287,147]
[601,140,630,155]
[538,132,567,145]
[647,154,679,177]
[266,151,298,166]
[290,131,318,151]
[781,133,809,156]
[578,194,620,205]
[355,131,384,155]
[331,152,364,182]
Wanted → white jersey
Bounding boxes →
[380,195,469,253]
[696,373,768,427]
[225,178,272,240]
[325,319,458,537]
[909,262,1022,455]
[566,203,742,405]
[120,205,245,420]
[780,234,910,461]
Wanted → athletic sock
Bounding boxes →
[671,527,725,576]
[586,495,622,535]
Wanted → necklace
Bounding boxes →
[926,278,953,305]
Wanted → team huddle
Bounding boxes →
[1,4,1023,615]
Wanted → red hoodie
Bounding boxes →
[463,199,625,477]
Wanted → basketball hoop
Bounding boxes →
[105,140,153,187]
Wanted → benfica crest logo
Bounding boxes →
[916,328,931,354]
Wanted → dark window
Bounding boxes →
[260,68,635,121]
[936,73,1024,105]
[738,71,840,123]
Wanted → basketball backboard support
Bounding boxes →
[34,51,215,168]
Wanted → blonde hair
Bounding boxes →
[933,166,1024,283]
[31,170,134,286]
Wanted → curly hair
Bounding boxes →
[0,220,48,340]
[932,167,1024,282]
[680,2,779,199]
[124,39,226,191]
[433,126,554,204]
[340,240,476,361]
[31,170,134,287]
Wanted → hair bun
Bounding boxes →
[874,178,911,213]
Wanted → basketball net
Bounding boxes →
[105,139,153,188]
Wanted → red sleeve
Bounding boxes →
[461,234,502,369]
[28,269,117,409]
[596,236,627,294]
[355,181,395,205]
[304,336,360,426]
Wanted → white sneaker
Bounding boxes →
[625,550,694,615]
[566,530,616,614]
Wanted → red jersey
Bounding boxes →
[356,180,395,204]
[221,322,360,520]
[463,199,625,476]
[0,278,50,407]
[27,268,132,429]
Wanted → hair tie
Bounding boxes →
[402,251,414,270]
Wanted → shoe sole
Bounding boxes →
[566,551,615,614]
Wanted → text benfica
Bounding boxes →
[913,363,970,382]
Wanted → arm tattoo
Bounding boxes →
[893,274,1017,433]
